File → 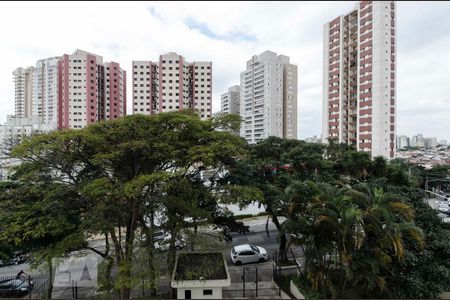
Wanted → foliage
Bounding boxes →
[292,274,322,299]
[2,123,449,299]
[284,180,424,298]
[382,185,450,298]
[1,111,256,299]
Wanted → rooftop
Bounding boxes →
[174,252,227,281]
[233,244,254,252]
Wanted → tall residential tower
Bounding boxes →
[240,50,298,144]
[13,66,35,118]
[132,52,212,120]
[323,1,396,158]
[220,85,240,115]
[58,49,126,129]
[34,57,61,129]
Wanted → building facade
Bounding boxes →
[0,115,54,180]
[132,53,212,120]
[33,57,61,129]
[323,1,396,158]
[220,85,240,115]
[240,50,298,144]
[13,67,35,118]
[58,49,126,129]
[396,135,409,149]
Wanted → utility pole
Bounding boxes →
[255,267,258,297]
[242,268,245,298]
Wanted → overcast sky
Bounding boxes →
[0,1,449,141]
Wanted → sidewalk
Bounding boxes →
[87,214,284,242]
[239,215,285,232]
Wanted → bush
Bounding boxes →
[292,274,321,299]
[233,214,254,220]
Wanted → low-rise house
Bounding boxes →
[171,252,231,299]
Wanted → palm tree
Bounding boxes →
[339,185,424,296]
[284,182,424,298]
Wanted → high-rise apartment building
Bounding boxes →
[13,66,35,118]
[220,85,240,115]
[240,50,298,144]
[323,1,396,158]
[396,135,409,149]
[33,57,61,129]
[58,49,126,129]
[426,137,437,149]
[0,115,54,181]
[132,52,212,120]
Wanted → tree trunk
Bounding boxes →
[141,212,157,296]
[278,233,288,263]
[147,247,156,296]
[47,257,53,299]
[271,213,288,263]
[167,229,177,299]
[149,212,157,296]
[103,257,114,292]
[191,221,198,251]
[119,258,132,299]
[103,233,114,292]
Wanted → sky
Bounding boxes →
[0,1,449,141]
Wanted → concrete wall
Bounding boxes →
[176,287,222,299]
[290,280,305,299]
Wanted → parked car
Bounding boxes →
[0,278,34,298]
[230,244,268,265]
[439,207,450,215]
[11,252,27,265]
[0,252,27,267]
[139,230,186,251]
[154,232,186,252]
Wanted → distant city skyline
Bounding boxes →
[0,1,449,141]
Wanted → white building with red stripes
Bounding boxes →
[323,1,396,158]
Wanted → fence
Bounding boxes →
[223,265,280,299]
[0,273,51,299]
[272,249,303,297]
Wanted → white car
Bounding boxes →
[154,232,185,252]
[230,244,268,265]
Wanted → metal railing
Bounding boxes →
[0,274,50,299]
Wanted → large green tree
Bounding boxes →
[2,111,257,299]
[285,181,423,298]
[382,186,450,298]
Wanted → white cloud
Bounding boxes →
[0,1,448,141]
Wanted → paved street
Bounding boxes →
[0,215,302,298]
[427,197,450,222]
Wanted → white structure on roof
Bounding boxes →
[171,252,231,299]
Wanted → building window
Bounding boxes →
[203,290,213,295]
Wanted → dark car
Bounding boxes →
[0,278,34,298]
[11,252,28,265]
[0,252,27,267]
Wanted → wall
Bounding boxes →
[290,280,305,299]
[176,287,222,299]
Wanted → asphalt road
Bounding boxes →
[225,229,303,265]
[0,217,302,298]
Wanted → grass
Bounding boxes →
[233,211,270,220]
[174,252,227,281]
